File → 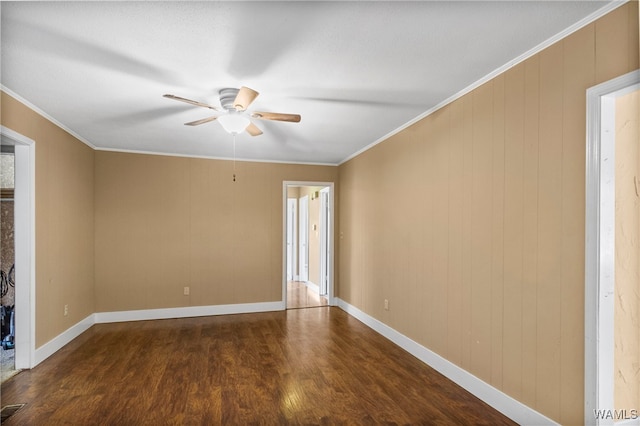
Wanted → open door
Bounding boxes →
[299,195,309,282]
[286,198,297,281]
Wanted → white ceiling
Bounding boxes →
[1,1,612,165]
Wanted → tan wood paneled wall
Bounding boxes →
[338,3,639,424]
[94,151,337,312]
[1,91,96,348]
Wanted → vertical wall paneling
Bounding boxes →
[561,23,596,425]
[411,128,426,341]
[470,82,494,382]
[490,74,506,389]
[421,115,436,347]
[460,95,474,371]
[502,62,525,400]
[411,123,427,344]
[536,41,564,421]
[431,109,450,356]
[338,165,354,304]
[446,99,464,366]
[595,4,634,84]
[521,54,540,409]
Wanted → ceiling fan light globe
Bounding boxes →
[218,113,250,135]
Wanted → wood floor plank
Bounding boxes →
[1,308,515,425]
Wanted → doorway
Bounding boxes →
[283,182,334,309]
[0,126,35,373]
[585,70,640,425]
[1,146,16,382]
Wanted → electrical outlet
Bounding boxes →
[64,304,69,316]
[384,299,389,310]
[183,286,190,296]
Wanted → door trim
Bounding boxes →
[319,187,330,296]
[584,69,640,425]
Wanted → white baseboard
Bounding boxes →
[335,298,558,426]
[94,301,285,323]
[34,313,95,367]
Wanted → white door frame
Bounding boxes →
[319,187,330,296]
[1,125,36,369]
[283,181,335,308]
[286,198,297,281]
[584,69,640,425]
[298,195,309,282]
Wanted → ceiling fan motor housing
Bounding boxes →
[219,88,240,111]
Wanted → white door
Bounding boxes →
[286,198,297,281]
[319,188,330,296]
[298,195,309,282]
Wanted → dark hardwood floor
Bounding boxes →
[1,308,516,425]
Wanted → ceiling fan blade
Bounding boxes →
[164,94,220,111]
[251,111,301,123]
[184,116,219,126]
[233,86,259,111]
[246,122,263,136]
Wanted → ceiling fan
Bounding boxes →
[163,86,301,136]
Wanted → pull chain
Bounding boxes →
[232,133,236,182]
